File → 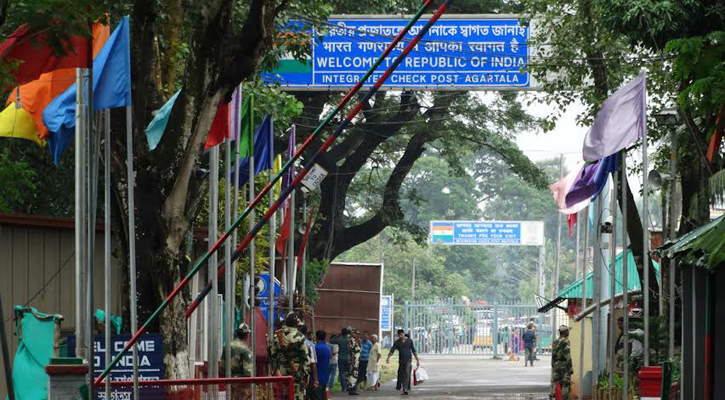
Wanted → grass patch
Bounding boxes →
[328,349,398,393]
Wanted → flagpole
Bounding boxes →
[268,121,276,345]
[125,103,140,397]
[232,85,242,345]
[210,145,220,380]
[224,133,232,379]
[301,195,307,300]
[248,99,257,379]
[103,109,112,399]
[287,177,297,312]
[74,68,86,362]
[621,152,629,399]
[642,116,650,367]
[552,154,563,347]
[608,170,618,391]
[579,206,589,396]
[592,194,603,391]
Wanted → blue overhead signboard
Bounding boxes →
[263,15,533,90]
[430,220,545,246]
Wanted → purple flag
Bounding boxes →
[582,72,647,161]
[565,153,620,208]
[281,125,296,206]
[230,86,241,140]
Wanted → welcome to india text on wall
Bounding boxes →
[264,15,539,91]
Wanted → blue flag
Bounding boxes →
[44,16,131,163]
[145,90,181,150]
[232,116,274,185]
[565,153,620,208]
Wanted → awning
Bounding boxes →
[657,214,725,269]
[537,248,660,313]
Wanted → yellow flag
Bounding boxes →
[0,103,45,146]
[273,154,283,198]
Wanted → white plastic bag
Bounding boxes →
[414,366,428,385]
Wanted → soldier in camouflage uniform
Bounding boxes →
[346,327,361,395]
[222,323,253,378]
[270,313,312,400]
[550,325,574,400]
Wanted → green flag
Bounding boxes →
[238,93,255,158]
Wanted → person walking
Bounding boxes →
[550,325,574,400]
[522,325,536,367]
[366,334,382,391]
[314,330,331,399]
[357,331,372,390]
[331,328,351,392]
[270,313,312,400]
[327,334,339,390]
[387,329,420,395]
[300,325,319,400]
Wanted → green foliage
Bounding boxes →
[666,31,725,119]
[303,258,329,303]
[0,146,35,212]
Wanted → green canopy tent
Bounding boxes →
[538,248,660,313]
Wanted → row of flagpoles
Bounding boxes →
[0,13,311,392]
[549,71,649,397]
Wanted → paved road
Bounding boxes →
[332,355,551,400]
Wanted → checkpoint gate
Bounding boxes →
[403,300,553,356]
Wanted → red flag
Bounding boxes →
[275,203,291,265]
[567,213,577,237]
[296,206,317,269]
[0,24,93,86]
[707,109,723,163]
[204,101,230,149]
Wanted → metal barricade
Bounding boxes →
[403,299,553,356]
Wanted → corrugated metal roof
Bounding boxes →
[659,215,725,269]
[556,248,660,300]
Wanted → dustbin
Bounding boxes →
[638,366,663,399]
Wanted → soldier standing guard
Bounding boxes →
[346,327,361,395]
[270,313,312,400]
[222,323,253,377]
[550,325,573,399]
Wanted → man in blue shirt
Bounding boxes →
[522,325,537,367]
[314,330,331,399]
[357,331,373,390]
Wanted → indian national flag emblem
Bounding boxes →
[431,224,454,242]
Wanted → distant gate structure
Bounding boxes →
[403,299,553,357]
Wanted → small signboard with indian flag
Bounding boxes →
[430,220,545,246]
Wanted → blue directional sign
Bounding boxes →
[380,295,393,331]
[263,16,533,90]
[430,220,544,246]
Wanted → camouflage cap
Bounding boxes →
[237,323,251,334]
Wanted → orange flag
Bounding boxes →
[6,24,110,140]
